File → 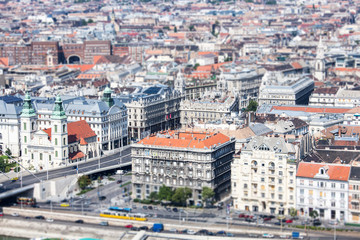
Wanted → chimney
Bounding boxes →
[338,126,341,137]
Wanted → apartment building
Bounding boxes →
[296,162,350,221]
[349,166,360,224]
[118,85,182,142]
[131,130,235,205]
[232,136,297,215]
[180,94,239,126]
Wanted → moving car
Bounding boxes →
[125,224,133,228]
[35,215,45,220]
[46,218,54,223]
[217,231,226,236]
[286,219,293,223]
[100,221,108,226]
[75,219,84,224]
[11,213,19,217]
[187,230,196,235]
[60,203,70,207]
[263,233,274,238]
[139,226,149,230]
[131,227,139,231]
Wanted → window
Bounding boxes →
[300,180,304,185]
[309,190,313,196]
[271,193,274,199]
[40,153,43,160]
[278,194,283,200]
[55,138,58,145]
[55,151,58,157]
[278,179,282,184]
[300,189,304,194]
[49,155,51,161]
[24,136,27,143]
[331,183,336,188]
[261,178,265,182]
[331,192,335,198]
[331,202,336,207]
[261,193,265,198]
[23,123,26,131]
[309,180,313,186]
[279,171,283,176]
[63,125,66,132]
[244,184,248,189]
[341,184,345,189]
[31,153,34,159]
[341,193,345,198]
[63,138,66,145]
[55,125,57,133]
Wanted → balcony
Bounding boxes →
[268,166,275,170]
[251,165,258,169]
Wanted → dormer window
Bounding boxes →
[320,168,325,175]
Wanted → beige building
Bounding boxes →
[131,130,235,205]
[232,136,297,215]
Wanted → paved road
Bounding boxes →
[0,147,131,195]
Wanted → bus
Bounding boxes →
[17,197,36,206]
[108,206,131,213]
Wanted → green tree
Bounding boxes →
[289,207,298,218]
[245,100,258,112]
[87,19,94,24]
[202,187,215,205]
[189,25,195,31]
[5,148,11,157]
[80,19,87,26]
[158,184,173,201]
[78,175,91,190]
[171,187,192,206]
[193,63,200,70]
[149,191,158,201]
[310,210,319,220]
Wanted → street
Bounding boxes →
[0,147,131,194]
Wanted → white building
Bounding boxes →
[232,136,297,215]
[343,107,360,125]
[296,162,350,221]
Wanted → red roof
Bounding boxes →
[69,151,85,160]
[296,162,350,181]
[272,106,350,114]
[43,120,96,144]
[138,131,231,149]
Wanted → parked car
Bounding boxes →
[100,221,108,226]
[154,206,158,210]
[263,217,272,221]
[245,218,255,222]
[187,230,196,235]
[46,218,54,223]
[142,206,148,210]
[239,214,246,218]
[169,228,178,233]
[147,206,153,210]
[131,227,140,231]
[172,208,178,212]
[217,230,226,236]
[75,219,84,224]
[313,219,321,226]
[35,215,45,220]
[139,226,149,230]
[180,229,188,234]
[280,234,290,239]
[286,219,293,224]
[226,232,234,237]
[125,224,133,228]
[117,180,122,184]
[248,233,259,238]
[24,216,31,219]
[197,229,209,235]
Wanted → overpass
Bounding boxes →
[0,148,132,201]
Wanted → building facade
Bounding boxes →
[131,131,235,205]
[349,166,360,224]
[296,162,350,221]
[232,136,297,215]
[119,85,182,142]
[21,94,97,170]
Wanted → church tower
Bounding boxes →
[314,37,326,81]
[174,70,186,96]
[102,87,114,107]
[110,9,120,33]
[51,95,68,166]
[20,92,37,167]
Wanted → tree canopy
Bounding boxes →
[78,175,91,190]
[202,187,215,204]
[172,187,192,206]
[158,184,174,201]
[245,100,258,112]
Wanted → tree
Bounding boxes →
[80,19,87,26]
[289,207,298,218]
[202,187,215,206]
[78,175,91,190]
[189,25,195,31]
[310,210,319,220]
[87,19,94,24]
[5,148,11,157]
[149,191,158,201]
[245,100,258,112]
[193,63,200,70]
[158,184,173,201]
[171,187,192,206]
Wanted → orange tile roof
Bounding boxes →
[346,107,360,114]
[43,120,96,144]
[291,62,303,69]
[0,57,9,66]
[296,162,350,181]
[196,62,231,72]
[272,106,350,114]
[59,64,95,72]
[138,131,231,149]
[69,150,85,160]
[198,51,219,56]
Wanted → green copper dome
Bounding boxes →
[21,92,36,117]
[102,87,114,107]
[52,95,67,119]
